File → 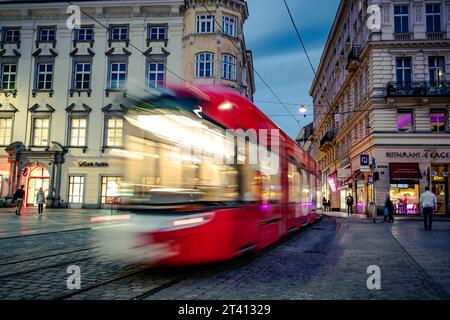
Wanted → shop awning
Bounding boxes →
[390,163,422,179]
[341,170,360,186]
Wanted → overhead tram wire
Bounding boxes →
[197,0,303,129]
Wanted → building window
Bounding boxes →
[38,28,56,42]
[109,62,127,90]
[75,28,94,41]
[0,117,13,146]
[101,176,121,204]
[148,26,167,40]
[397,109,413,132]
[195,52,214,78]
[222,15,237,37]
[73,62,91,90]
[430,109,447,133]
[68,176,85,204]
[196,14,215,33]
[69,118,87,147]
[35,63,53,90]
[426,4,441,33]
[105,117,123,147]
[3,28,20,43]
[147,62,165,88]
[396,57,412,85]
[394,5,409,33]
[110,26,128,41]
[32,118,50,146]
[429,56,446,84]
[222,54,237,81]
[1,64,17,90]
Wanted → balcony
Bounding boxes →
[426,32,446,40]
[346,45,362,72]
[320,131,335,151]
[386,81,450,97]
[394,32,413,41]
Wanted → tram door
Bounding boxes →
[26,167,50,206]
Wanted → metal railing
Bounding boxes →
[426,32,446,40]
[394,32,413,41]
[386,81,450,97]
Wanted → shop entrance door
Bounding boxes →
[26,166,50,206]
[432,182,447,215]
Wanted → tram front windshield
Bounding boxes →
[120,96,239,208]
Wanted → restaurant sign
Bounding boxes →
[386,150,450,160]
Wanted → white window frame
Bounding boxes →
[105,117,123,147]
[222,15,237,37]
[195,52,214,78]
[68,176,85,204]
[76,28,94,41]
[101,176,122,204]
[35,63,53,90]
[1,64,17,90]
[0,117,13,146]
[110,26,129,41]
[148,26,167,40]
[69,117,88,147]
[147,62,165,89]
[109,62,127,90]
[73,62,92,90]
[222,54,237,81]
[4,28,20,43]
[426,4,441,32]
[196,14,215,34]
[429,56,446,84]
[393,5,409,33]
[32,117,50,147]
[38,28,56,42]
[396,57,412,84]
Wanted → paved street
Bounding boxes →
[0,208,449,300]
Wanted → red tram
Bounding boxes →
[119,85,319,266]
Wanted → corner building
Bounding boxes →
[0,0,254,208]
[310,0,450,215]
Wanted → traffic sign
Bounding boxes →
[360,154,370,172]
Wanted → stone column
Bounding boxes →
[47,160,56,207]
[9,160,17,196]
[54,156,63,207]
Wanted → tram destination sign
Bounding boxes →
[77,161,109,168]
[386,150,450,160]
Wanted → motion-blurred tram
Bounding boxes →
[119,85,319,266]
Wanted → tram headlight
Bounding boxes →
[169,212,214,230]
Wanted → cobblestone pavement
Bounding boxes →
[0,208,449,300]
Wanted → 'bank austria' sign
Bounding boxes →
[386,149,450,160]
[77,161,109,168]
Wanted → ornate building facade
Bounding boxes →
[0,0,254,208]
[310,0,450,215]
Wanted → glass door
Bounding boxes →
[432,182,447,215]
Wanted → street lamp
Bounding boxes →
[299,105,307,117]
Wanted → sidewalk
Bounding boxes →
[324,210,450,222]
[0,207,125,239]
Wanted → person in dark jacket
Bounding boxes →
[13,185,25,216]
[384,194,395,223]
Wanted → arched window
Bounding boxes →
[195,52,214,78]
[222,54,237,81]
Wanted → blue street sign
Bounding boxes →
[360,154,370,166]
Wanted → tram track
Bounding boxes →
[53,219,325,301]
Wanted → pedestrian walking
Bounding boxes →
[345,195,354,215]
[322,197,327,212]
[13,185,25,216]
[36,188,45,215]
[327,200,331,212]
[420,186,437,231]
[384,194,395,223]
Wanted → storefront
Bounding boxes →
[373,148,450,216]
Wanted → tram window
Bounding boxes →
[288,162,301,203]
[301,169,311,204]
[240,140,261,202]
[123,114,238,204]
[261,151,282,203]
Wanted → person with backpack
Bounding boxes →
[13,185,25,216]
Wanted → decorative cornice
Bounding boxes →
[32,48,42,57]
[29,103,55,113]
[105,47,115,56]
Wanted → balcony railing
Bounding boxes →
[426,32,446,40]
[346,45,362,71]
[386,81,450,97]
[320,131,335,149]
[394,32,413,41]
